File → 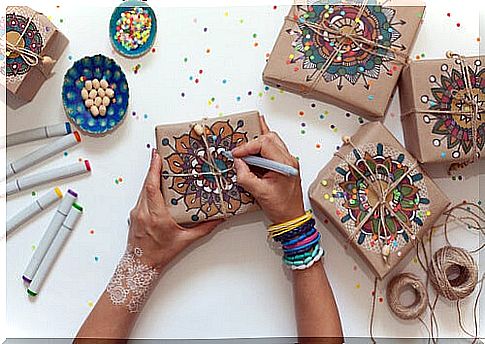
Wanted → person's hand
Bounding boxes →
[231,116,305,224]
[128,148,223,270]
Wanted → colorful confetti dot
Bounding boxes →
[31,191,36,196]
[94,256,99,262]
[146,143,151,149]
[31,245,36,251]
[355,283,361,289]
[87,301,94,307]
[89,229,95,235]
[63,151,68,157]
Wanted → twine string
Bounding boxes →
[335,138,418,263]
[401,52,483,172]
[5,13,54,68]
[163,122,235,218]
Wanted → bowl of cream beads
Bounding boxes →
[62,55,129,136]
[109,0,157,58]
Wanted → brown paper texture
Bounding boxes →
[156,111,262,225]
[5,6,69,105]
[263,3,425,120]
[399,56,485,166]
[308,121,450,279]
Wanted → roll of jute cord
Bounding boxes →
[429,246,478,301]
[387,273,428,320]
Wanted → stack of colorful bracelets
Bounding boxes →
[268,211,324,270]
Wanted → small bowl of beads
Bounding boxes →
[62,54,129,136]
[109,0,157,58]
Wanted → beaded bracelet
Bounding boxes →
[281,228,316,246]
[273,219,316,242]
[268,212,324,270]
[290,247,324,271]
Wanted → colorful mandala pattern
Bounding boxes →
[161,120,255,222]
[334,143,430,253]
[5,12,43,78]
[288,1,405,90]
[420,59,485,159]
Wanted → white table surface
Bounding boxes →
[5,0,484,340]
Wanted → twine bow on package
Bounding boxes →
[155,111,262,225]
[263,1,425,120]
[399,53,485,171]
[3,6,69,108]
[309,122,450,279]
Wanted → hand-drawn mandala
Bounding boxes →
[5,12,43,78]
[334,143,430,253]
[288,1,405,89]
[420,59,485,160]
[161,120,254,222]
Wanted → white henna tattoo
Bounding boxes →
[107,246,160,313]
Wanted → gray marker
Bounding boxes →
[22,189,77,283]
[6,132,81,179]
[6,187,63,238]
[223,151,299,177]
[27,203,83,296]
[6,122,72,147]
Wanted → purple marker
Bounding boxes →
[22,189,78,283]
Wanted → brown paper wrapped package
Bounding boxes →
[309,122,450,279]
[156,111,262,225]
[263,3,425,120]
[399,56,485,168]
[5,6,69,108]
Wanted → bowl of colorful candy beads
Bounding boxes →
[109,0,157,58]
[62,54,129,136]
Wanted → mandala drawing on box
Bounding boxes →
[3,11,44,81]
[334,143,430,254]
[288,1,405,89]
[161,120,255,222]
[420,59,485,160]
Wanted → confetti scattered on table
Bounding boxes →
[115,177,124,185]
[132,63,141,74]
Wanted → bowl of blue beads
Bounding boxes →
[62,54,129,136]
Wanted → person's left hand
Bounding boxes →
[127,148,223,270]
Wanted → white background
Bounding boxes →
[4,0,484,340]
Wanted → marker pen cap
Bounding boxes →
[59,190,78,215]
[46,122,72,136]
[37,187,63,207]
[64,203,83,230]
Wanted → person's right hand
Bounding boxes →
[231,116,305,224]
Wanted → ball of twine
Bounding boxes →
[429,246,478,301]
[387,273,428,320]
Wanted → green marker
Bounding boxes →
[27,203,83,296]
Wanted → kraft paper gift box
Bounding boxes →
[263,2,425,121]
[155,111,262,225]
[399,55,485,170]
[4,6,69,108]
[308,121,450,279]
